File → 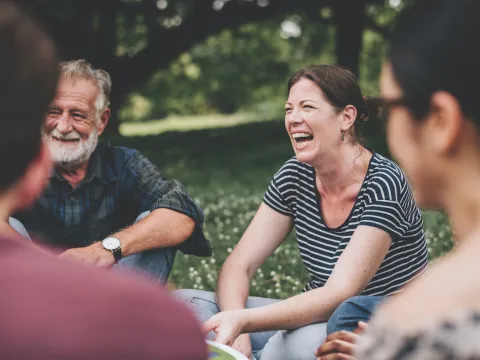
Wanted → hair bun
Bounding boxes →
[359,96,370,122]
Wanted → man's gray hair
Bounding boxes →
[59,59,112,113]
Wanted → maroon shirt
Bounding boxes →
[0,236,207,359]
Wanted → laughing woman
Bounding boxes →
[175,65,428,360]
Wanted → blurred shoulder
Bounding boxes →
[373,236,480,333]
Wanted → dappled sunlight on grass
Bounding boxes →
[120,112,277,137]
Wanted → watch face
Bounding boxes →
[102,237,120,250]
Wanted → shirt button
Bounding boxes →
[70,196,75,201]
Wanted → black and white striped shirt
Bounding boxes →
[263,153,428,296]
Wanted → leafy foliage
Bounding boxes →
[120,15,331,121]
[120,8,394,122]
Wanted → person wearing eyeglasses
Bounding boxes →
[317,1,480,359]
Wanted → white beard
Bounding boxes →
[44,127,99,171]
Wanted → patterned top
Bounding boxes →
[356,311,480,359]
[15,143,212,256]
[263,153,428,295]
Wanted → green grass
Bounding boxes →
[120,112,277,137]
[110,118,453,298]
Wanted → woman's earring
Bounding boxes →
[341,130,345,141]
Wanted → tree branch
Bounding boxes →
[117,0,323,91]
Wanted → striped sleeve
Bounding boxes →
[359,165,413,240]
[263,160,296,217]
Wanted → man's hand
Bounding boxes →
[315,321,368,360]
[231,333,253,360]
[203,309,247,347]
[59,242,115,268]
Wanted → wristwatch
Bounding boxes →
[102,236,123,263]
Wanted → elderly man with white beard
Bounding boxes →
[8,59,211,282]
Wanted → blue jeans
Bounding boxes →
[326,295,386,334]
[174,289,327,360]
[8,211,176,284]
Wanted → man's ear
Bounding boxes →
[12,142,52,212]
[340,105,357,132]
[96,108,110,136]
[424,91,464,155]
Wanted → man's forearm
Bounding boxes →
[113,208,195,257]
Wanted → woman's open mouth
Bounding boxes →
[292,132,314,149]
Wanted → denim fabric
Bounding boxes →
[9,211,176,284]
[174,289,327,360]
[327,295,386,334]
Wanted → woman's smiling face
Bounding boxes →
[285,78,345,165]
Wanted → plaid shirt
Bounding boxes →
[15,143,212,256]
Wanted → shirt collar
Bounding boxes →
[50,143,118,185]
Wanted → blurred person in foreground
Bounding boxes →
[7,58,212,284]
[0,2,206,359]
[317,0,480,359]
[176,64,428,360]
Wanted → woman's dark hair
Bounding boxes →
[287,65,381,143]
[389,0,480,122]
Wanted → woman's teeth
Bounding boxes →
[292,132,313,142]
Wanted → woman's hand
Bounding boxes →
[203,309,248,346]
[232,334,253,360]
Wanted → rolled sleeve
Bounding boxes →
[151,180,204,224]
[121,151,211,257]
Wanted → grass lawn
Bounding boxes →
[119,112,274,137]
[110,117,453,298]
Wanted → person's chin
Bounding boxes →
[294,150,317,165]
[49,148,84,166]
[292,143,316,164]
[414,192,438,210]
[411,183,442,210]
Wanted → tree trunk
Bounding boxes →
[105,108,121,136]
[333,0,367,77]
[104,87,128,136]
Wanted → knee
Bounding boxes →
[172,288,204,303]
[135,211,151,223]
[171,289,217,311]
[172,289,219,326]
[284,342,320,360]
[327,296,368,334]
[8,217,31,240]
[263,324,326,360]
